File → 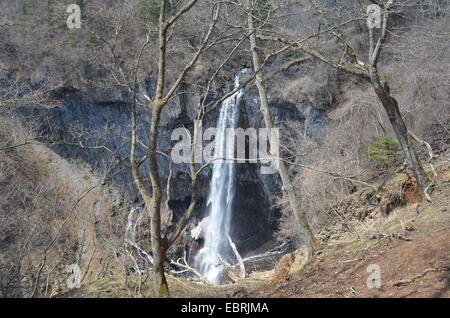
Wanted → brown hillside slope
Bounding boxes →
[66,161,449,298]
[240,164,450,298]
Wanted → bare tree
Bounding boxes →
[264,0,430,198]
[84,0,259,296]
[245,0,319,256]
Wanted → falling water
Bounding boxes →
[194,69,248,284]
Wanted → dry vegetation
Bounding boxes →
[272,4,449,245]
[0,0,448,298]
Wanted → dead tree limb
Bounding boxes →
[169,255,210,284]
[393,266,450,287]
[226,234,246,279]
[408,131,437,202]
[368,231,412,241]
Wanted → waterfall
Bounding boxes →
[194,69,248,284]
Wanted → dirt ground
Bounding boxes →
[67,163,450,299]
[243,229,449,298]
[235,177,450,298]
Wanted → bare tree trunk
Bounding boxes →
[284,0,429,197]
[148,102,170,297]
[226,234,246,279]
[368,68,428,194]
[87,0,231,297]
[152,251,169,297]
[129,0,217,296]
[247,7,318,256]
[367,5,428,195]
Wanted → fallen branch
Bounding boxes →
[170,254,210,285]
[226,234,246,279]
[368,232,412,241]
[217,255,237,283]
[340,258,362,264]
[242,241,291,263]
[393,267,450,287]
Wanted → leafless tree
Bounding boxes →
[82,0,265,296]
[244,0,319,256]
[263,0,432,198]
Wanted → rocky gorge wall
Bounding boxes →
[8,64,329,257]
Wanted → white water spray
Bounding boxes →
[194,69,248,284]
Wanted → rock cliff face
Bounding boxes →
[10,64,328,255]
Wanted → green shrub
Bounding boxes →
[364,136,401,166]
